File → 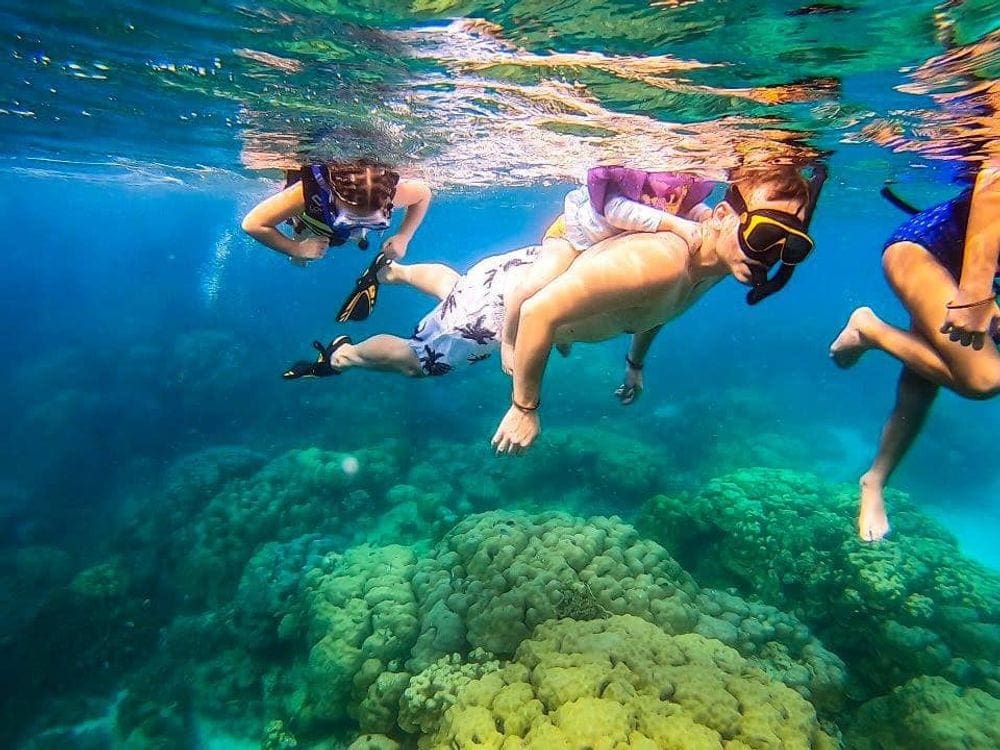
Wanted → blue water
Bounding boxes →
[2,1,1000,748]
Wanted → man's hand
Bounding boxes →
[500,341,515,376]
[491,405,539,455]
[294,236,329,261]
[940,295,999,350]
[614,365,644,405]
[381,234,410,260]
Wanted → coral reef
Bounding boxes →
[845,676,1000,750]
[423,615,839,749]
[11,434,997,750]
[637,468,1000,700]
[274,509,845,740]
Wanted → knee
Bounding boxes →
[880,242,913,285]
[403,362,425,378]
[953,369,1000,400]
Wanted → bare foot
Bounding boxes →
[858,473,891,542]
[830,307,877,369]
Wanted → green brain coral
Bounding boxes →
[279,510,845,737]
[638,468,1000,700]
[424,615,839,749]
[846,675,1000,750]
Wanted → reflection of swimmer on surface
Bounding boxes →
[830,158,1000,542]
[241,158,431,320]
[284,163,825,460]
[500,166,713,377]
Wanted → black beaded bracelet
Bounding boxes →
[625,355,644,370]
[513,398,540,412]
[946,295,996,310]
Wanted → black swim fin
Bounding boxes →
[282,336,351,379]
[336,253,391,323]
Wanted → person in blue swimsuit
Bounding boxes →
[829,159,1000,542]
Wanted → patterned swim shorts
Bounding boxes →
[408,245,540,376]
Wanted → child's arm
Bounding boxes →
[241,183,329,261]
[382,179,432,259]
[603,196,702,246]
[940,160,1000,348]
[501,239,577,374]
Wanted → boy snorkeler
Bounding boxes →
[500,166,714,373]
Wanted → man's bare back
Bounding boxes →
[520,229,720,347]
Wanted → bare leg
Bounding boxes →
[382,262,459,301]
[331,335,423,376]
[858,368,939,541]
[882,242,1000,397]
[830,306,952,382]
[831,243,1000,398]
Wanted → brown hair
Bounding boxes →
[729,163,811,213]
[327,158,400,212]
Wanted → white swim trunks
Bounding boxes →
[408,245,540,375]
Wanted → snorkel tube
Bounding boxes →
[879,184,921,216]
[746,162,828,305]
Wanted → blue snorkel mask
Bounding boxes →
[330,205,392,233]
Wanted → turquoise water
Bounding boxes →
[1,1,999,748]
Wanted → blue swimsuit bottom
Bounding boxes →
[884,188,999,343]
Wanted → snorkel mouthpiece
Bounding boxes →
[746,262,795,305]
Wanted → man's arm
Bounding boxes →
[627,325,663,367]
[492,233,689,454]
[614,325,664,405]
[940,160,1000,349]
[501,240,578,374]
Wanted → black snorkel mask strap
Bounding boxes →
[746,162,828,306]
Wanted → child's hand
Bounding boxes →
[381,234,410,259]
[662,185,687,215]
[294,236,329,261]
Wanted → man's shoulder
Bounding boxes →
[603,229,690,256]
